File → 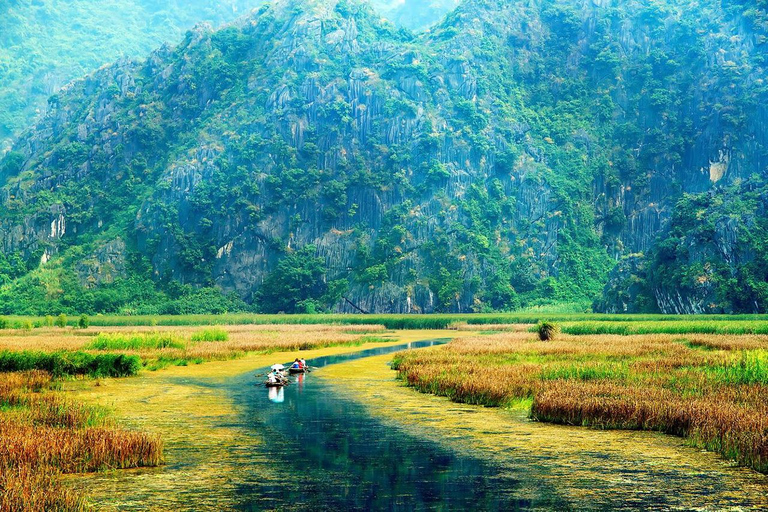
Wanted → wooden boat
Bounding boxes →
[288,367,307,374]
[265,380,286,387]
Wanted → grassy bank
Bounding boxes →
[392,332,768,474]
[5,313,768,330]
[0,324,389,371]
[0,370,163,510]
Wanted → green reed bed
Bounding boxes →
[86,332,186,351]
[0,351,141,378]
[555,320,768,335]
[190,328,229,342]
[7,313,768,331]
[704,350,768,385]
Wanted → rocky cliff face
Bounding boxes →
[1,0,767,314]
[0,0,278,154]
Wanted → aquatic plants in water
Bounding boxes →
[0,370,163,510]
[393,332,768,473]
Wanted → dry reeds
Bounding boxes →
[394,332,768,473]
[0,420,163,472]
[0,464,86,512]
[0,371,163,510]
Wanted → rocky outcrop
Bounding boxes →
[76,239,128,287]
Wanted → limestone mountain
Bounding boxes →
[0,0,276,152]
[1,0,767,314]
[0,0,453,153]
[369,0,460,30]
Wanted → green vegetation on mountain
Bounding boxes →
[0,0,269,148]
[599,176,768,314]
[0,0,767,315]
[0,0,454,150]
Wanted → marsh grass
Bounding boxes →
[394,332,768,473]
[0,324,389,374]
[9,313,768,330]
[190,328,229,342]
[87,332,186,351]
[0,371,163,510]
[706,350,768,385]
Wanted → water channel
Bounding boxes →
[229,339,553,510]
[76,339,767,510]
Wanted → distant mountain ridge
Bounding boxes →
[0,0,455,154]
[0,0,275,153]
[1,0,767,315]
[370,0,460,30]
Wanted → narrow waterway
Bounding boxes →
[228,340,563,510]
[73,338,767,510]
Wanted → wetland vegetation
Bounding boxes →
[0,370,163,511]
[0,314,766,509]
[393,329,768,474]
[0,322,391,509]
[8,312,768,329]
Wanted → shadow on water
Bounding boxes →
[229,340,566,511]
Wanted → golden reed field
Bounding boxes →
[393,331,768,474]
[0,324,386,510]
[0,370,163,511]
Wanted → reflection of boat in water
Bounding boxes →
[268,386,284,403]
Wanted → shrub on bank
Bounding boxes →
[537,321,559,341]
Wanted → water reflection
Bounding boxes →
[232,340,564,510]
[267,386,284,403]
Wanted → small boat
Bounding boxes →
[265,380,285,388]
[288,367,307,374]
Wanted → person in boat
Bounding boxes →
[291,358,301,370]
[300,358,307,369]
[267,372,278,384]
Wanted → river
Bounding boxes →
[74,339,767,510]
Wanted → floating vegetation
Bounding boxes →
[393,332,768,473]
